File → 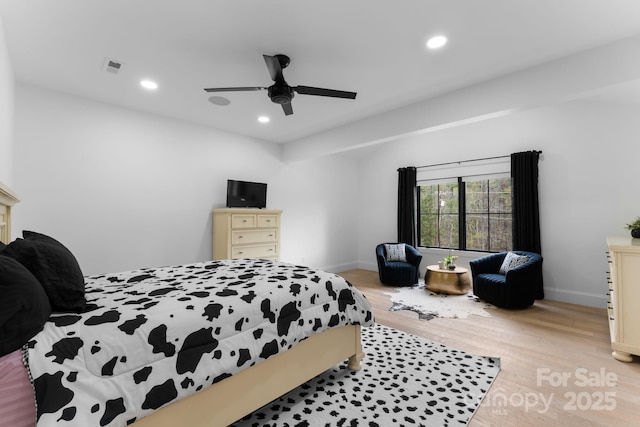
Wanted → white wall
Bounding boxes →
[0,16,14,185]
[11,85,640,309]
[12,84,283,274]
[12,84,361,276]
[9,31,640,308]
[270,153,359,272]
[354,100,640,308]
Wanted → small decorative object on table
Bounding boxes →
[444,252,458,270]
[624,216,640,238]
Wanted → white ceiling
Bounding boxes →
[2,0,640,144]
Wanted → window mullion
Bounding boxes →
[459,177,465,250]
[436,184,441,247]
[486,180,491,251]
[416,188,421,246]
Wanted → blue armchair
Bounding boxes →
[469,251,543,309]
[375,243,422,286]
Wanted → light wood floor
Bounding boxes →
[338,269,640,427]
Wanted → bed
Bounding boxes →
[0,182,374,427]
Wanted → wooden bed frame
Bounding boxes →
[135,324,363,426]
[0,181,365,426]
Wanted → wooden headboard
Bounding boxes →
[0,181,20,244]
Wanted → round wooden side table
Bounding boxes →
[425,265,471,295]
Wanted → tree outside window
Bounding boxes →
[418,177,512,252]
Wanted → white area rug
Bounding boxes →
[232,324,500,426]
[384,283,496,320]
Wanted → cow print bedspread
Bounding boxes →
[24,259,374,426]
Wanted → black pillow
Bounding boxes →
[3,232,86,312]
[0,241,5,253]
[0,255,52,356]
[23,230,71,248]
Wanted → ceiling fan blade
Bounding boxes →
[204,87,266,93]
[263,55,284,83]
[281,102,293,116]
[295,86,357,99]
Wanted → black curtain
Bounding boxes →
[511,151,543,298]
[397,167,417,246]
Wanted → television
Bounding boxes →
[226,179,267,208]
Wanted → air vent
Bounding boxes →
[103,57,124,74]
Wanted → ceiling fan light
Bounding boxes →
[258,116,270,123]
[268,84,294,104]
[426,35,448,50]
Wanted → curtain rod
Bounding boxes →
[417,171,507,183]
[416,150,542,170]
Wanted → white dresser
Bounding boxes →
[212,208,282,260]
[606,236,640,362]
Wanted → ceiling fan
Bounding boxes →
[204,54,357,116]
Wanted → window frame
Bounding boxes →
[417,174,513,253]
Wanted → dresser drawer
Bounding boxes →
[231,244,278,259]
[257,214,279,228]
[213,208,282,261]
[231,229,277,245]
[231,214,256,228]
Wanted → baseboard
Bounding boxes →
[356,261,377,272]
[321,261,360,274]
[542,288,607,309]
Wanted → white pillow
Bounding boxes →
[384,243,407,262]
[499,252,530,274]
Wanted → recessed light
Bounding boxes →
[140,80,158,90]
[426,35,447,50]
[258,116,270,123]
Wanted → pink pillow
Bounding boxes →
[0,350,36,427]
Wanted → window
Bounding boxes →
[418,176,512,252]
[419,182,459,248]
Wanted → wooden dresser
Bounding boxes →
[606,236,640,362]
[212,208,282,260]
[0,181,20,244]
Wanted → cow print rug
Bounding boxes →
[384,284,496,321]
[232,324,500,426]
